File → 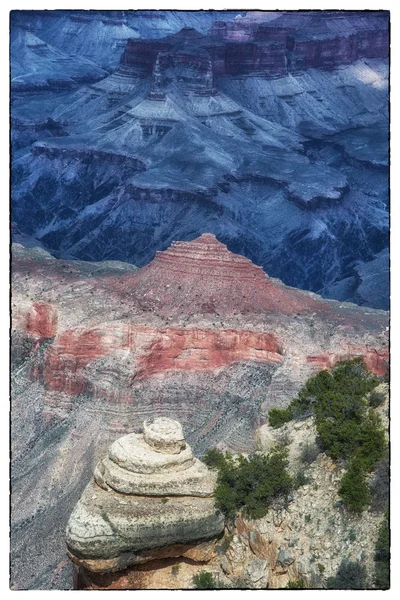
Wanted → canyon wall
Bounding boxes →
[120,14,388,78]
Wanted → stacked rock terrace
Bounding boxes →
[95,417,216,497]
[66,418,225,570]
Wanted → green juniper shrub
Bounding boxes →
[280,358,385,511]
[327,558,367,589]
[374,512,390,589]
[270,358,381,461]
[315,397,365,460]
[286,579,305,589]
[293,470,310,489]
[203,448,293,521]
[203,447,231,471]
[268,407,292,429]
[300,441,320,465]
[368,389,386,408]
[193,572,217,589]
[355,410,386,472]
[339,458,370,513]
[317,563,325,575]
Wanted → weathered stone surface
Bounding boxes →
[95,455,215,497]
[67,481,223,565]
[66,418,224,574]
[143,417,185,454]
[109,432,193,474]
[11,237,388,590]
[244,558,269,588]
[70,538,219,574]
[255,425,277,453]
[93,417,216,497]
[249,529,269,559]
[12,236,388,415]
[277,547,294,569]
[219,394,389,589]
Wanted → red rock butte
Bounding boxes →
[117,233,328,316]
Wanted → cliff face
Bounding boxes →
[219,384,389,590]
[41,325,283,396]
[12,235,388,413]
[12,234,388,416]
[122,15,388,78]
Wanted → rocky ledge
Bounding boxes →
[66,417,225,582]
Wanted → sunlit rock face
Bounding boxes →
[11,11,389,310]
[66,417,224,588]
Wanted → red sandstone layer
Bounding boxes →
[306,346,388,377]
[42,325,283,395]
[24,302,58,338]
[12,234,389,411]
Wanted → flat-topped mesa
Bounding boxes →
[66,418,224,578]
[121,233,329,316]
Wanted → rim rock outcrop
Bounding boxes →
[66,417,225,584]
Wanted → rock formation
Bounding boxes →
[10,9,390,589]
[10,26,107,92]
[218,384,389,589]
[66,417,225,589]
[11,235,388,589]
[12,234,388,426]
[65,387,389,590]
[118,233,329,316]
[121,13,388,78]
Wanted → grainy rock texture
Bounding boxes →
[68,386,389,589]
[66,417,224,586]
[215,384,389,589]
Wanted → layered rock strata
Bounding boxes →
[12,234,388,417]
[12,20,388,308]
[121,15,388,78]
[211,11,388,74]
[66,417,225,586]
[11,236,388,590]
